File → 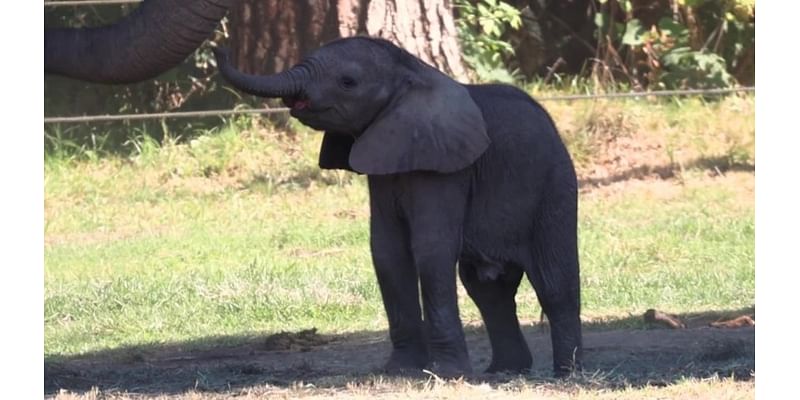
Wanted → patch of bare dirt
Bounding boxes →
[45,316,755,397]
[574,129,754,194]
[577,135,668,184]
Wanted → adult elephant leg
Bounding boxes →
[405,173,472,376]
[526,173,583,377]
[368,176,428,373]
[458,262,532,373]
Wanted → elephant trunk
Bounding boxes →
[45,0,235,84]
[213,48,309,99]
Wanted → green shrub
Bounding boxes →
[454,0,523,83]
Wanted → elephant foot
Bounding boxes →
[424,359,473,378]
[548,314,583,378]
[553,363,581,378]
[423,346,473,378]
[485,351,533,374]
[553,356,583,378]
[383,346,429,375]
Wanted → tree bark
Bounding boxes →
[228,0,466,80]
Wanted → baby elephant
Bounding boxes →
[215,37,583,377]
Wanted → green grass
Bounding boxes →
[577,176,754,316]
[45,176,379,356]
[44,96,755,360]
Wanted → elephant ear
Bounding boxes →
[348,73,489,175]
[319,132,356,172]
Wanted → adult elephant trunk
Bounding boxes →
[213,47,309,99]
[45,0,235,84]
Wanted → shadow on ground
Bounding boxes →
[45,307,754,395]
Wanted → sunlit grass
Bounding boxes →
[45,96,754,360]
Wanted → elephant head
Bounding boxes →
[214,37,490,175]
[45,0,235,84]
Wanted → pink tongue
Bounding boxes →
[294,99,310,110]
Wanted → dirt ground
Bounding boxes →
[45,309,754,397]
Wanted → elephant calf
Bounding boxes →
[214,37,583,377]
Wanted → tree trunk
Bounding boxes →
[228,0,466,80]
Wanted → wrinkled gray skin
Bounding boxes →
[214,37,583,377]
[45,0,235,84]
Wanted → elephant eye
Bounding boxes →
[339,75,358,90]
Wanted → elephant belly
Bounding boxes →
[460,214,536,282]
[459,165,545,281]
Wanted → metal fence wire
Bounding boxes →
[44,0,142,6]
[43,87,755,124]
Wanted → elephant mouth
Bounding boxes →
[285,96,335,119]
[288,105,340,132]
[282,96,310,111]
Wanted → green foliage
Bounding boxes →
[500,0,754,89]
[454,0,523,83]
[612,0,753,89]
[619,16,735,89]
[659,47,733,89]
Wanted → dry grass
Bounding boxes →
[50,376,753,399]
[544,95,755,183]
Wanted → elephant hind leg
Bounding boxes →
[526,185,583,377]
[458,261,532,373]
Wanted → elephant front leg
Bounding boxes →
[413,237,472,376]
[369,172,473,376]
[401,172,473,376]
[370,216,428,373]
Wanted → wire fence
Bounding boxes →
[43,87,755,124]
[44,0,141,6]
[44,108,291,124]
